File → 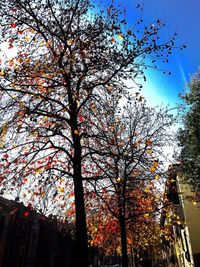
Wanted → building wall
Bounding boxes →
[0,196,75,267]
[177,176,200,266]
[160,166,195,267]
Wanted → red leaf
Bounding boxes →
[11,22,17,28]
[24,211,29,217]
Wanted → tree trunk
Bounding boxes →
[74,174,88,267]
[72,120,89,267]
[119,206,128,267]
[130,246,134,267]
[134,249,139,267]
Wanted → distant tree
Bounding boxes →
[0,0,183,266]
[84,93,176,267]
[177,71,200,200]
[86,182,162,267]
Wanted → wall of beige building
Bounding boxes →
[177,174,200,264]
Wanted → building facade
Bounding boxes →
[0,196,75,267]
[161,165,200,267]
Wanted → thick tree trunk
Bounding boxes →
[72,117,89,267]
[119,208,128,267]
[74,173,88,267]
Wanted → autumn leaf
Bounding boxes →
[118,33,123,40]
[153,160,158,167]
[0,70,4,76]
[69,192,74,198]
[144,188,149,193]
[90,103,96,109]
[46,163,51,170]
[25,36,31,42]
[10,22,17,28]
[78,115,84,122]
[24,211,29,217]
[43,116,48,122]
[3,154,9,159]
[67,38,73,46]
[150,166,156,172]
[155,174,160,180]
[145,139,152,147]
[59,187,65,193]
[74,129,79,135]
[116,177,123,183]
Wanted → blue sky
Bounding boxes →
[122,0,200,106]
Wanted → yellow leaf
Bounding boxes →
[76,100,80,105]
[118,34,123,40]
[59,187,65,193]
[0,70,4,76]
[43,116,48,122]
[155,174,160,180]
[116,177,123,183]
[35,168,42,174]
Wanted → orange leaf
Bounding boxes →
[74,129,79,135]
[153,160,158,167]
[150,166,156,173]
[145,139,152,147]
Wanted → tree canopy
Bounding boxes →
[0,0,183,266]
[84,93,176,267]
[177,71,200,200]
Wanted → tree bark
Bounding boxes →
[134,249,139,267]
[72,110,89,267]
[119,204,128,267]
[74,173,88,267]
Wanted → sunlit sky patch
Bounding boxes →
[122,0,200,106]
